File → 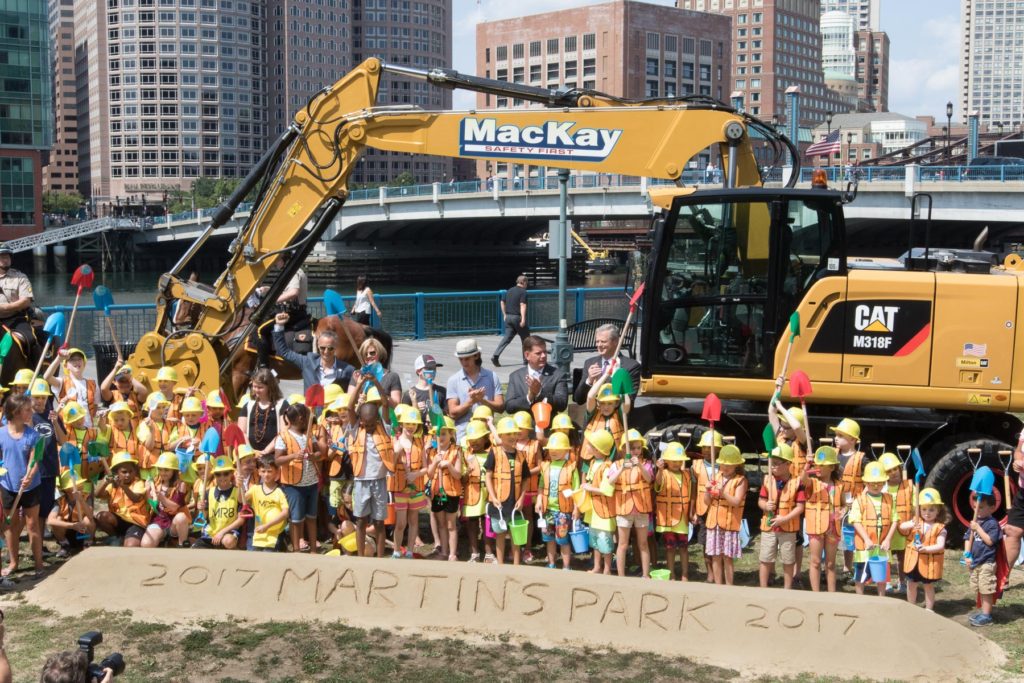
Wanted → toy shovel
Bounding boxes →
[789,369,812,450]
[92,286,121,351]
[702,393,722,478]
[323,289,346,317]
[965,463,996,557]
[25,312,66,393]
[63,264,95,349]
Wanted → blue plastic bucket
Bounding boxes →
[842,526,856,551]
[569,522,590,554]
[867,555,888,583]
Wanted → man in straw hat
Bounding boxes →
[446,339,504,439]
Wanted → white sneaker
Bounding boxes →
[468,553,480,563]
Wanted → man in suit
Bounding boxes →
[573,323,641,405]
[504,335,568,414]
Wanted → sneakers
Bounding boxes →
[483,552,497,564]
[468,553,481,563]
[969,613,994,627]
[391,551,403,559]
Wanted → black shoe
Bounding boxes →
[491,356,501,367]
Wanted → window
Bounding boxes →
[512,43,523,59]
[546,38,558,54]
[496,45,506,61]
[529,41,540,57]
[646,32,659,50]
[646,58,658,76]
[645,80,658,97]
[664,35,676,53]
[564,60,576,78]
[583,33,595,51]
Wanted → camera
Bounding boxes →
[78,631,126,680]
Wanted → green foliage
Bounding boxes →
[42,190,84,215]
[166,178,245,213]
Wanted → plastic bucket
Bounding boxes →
[867,555,889,583]
[339,532,358,553]
[566,487,592,515]
[509,510,529,546]
[650,569,671,580]
[532,400,553,430]
[385,502,396,526]
[842,525,856,551]
[569,521,590,554]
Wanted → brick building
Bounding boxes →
[43,0,79,195]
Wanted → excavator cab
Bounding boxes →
[643,188,846,379]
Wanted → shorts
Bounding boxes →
[353,478,388,521]
[522,492,535,508]
[193,530,240,548]
[431,495,460,514]
[113,517,147,542]
[393,490,428,512]
[145,523,181,542]
[588,528,615,554]
[906,567,937,585]
[616,511,649,529]
[691,518,708,549]
[662,532,687,549]
[705,527,742,559]
[328,478,353,511]
[0,485,39,511]
[1007,490,1024,529]
[283,483,320,523]
[970,561,997,595]
[541,510,571,545]
[759,530,797,565]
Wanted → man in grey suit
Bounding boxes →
[504,335,568,413]
[573,323,641,404]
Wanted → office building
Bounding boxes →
[44,0,79,195]
[855,28,887,112]
[820,10,887,113]
[960,0,1024,129]
[820,0,879,31]
[808,111,926,166]
[0,0,53,236]
[477,0,731,182]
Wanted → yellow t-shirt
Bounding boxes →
[583,459,616,533]
[249,484,289,548]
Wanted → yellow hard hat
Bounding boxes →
[878,452,902,472]
[513,411,534,430]
[287,393,306,406]
[919,487,944,506]
[114,363,132,377]
[716,444,744,466]
[465,420,490,442]
[110,451,139,469]
[621,428,646,448]
[146,392,171,411]
[65,348,86,361]
[180,396,204,414]
[770,443,795,463]
[324,383,345,405]
[471,405,492,421]
[399,406,422,425]
[324,396,350,414]
[108,400,135,417]
[813,446,839,466]
[12,369,34,386]
[545,432,571,452]
[596,383,620,403]
[58,471,78,491]
[235,444,256,461]
[432,415,456,433]
[661,441,690,462]
[585,428,614,457]
[551,413,574,431]
[698,430,724,449]
[205,390,225,409]
[496,416,519,435]
[236,392,251,409]
[786,407,805,426]
[155,451,179,471]
[364,386,382,403]
[156,366,179,383]
[829,418,861,441]
[62,401,87,424]
[862,461,888,483]
[29,379,51,397]
[212,455,235,474]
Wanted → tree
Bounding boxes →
[42,191,84,216]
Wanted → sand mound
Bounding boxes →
[29,548,1004,681]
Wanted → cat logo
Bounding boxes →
[854,305,898,334]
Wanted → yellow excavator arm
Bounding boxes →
[128,58,798,400]
[571,230,609,261]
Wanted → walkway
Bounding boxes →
[3,217,140,253]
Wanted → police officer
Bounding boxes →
[0,243,36,354]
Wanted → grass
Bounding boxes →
[0,543,1022,682]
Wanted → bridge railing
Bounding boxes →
[40,286,630,356]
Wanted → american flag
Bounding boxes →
[964,343,988,357]
[805,130,842,157]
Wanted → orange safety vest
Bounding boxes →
[760,475,803,533]
[585,412,623,452]
[537,460,576,513]
[57,495,83,523]
[903,522,945,580]
[804,478,844,536]
[613,463,653,515]
[64,427,102,480]
[389,435,426,494]
[588,459,616,519]
[463,453,486,507]
[840,451,866,500]
[490,447,526,503]
[706,473,746,532]
[518,439,541,493]
[278,430,306,485]
[111,388,143,427]
[853,491,894,551]
[326,423,349,478]
[110,427,140,460]
[429,443,463,497]
[891,480,913,534]
[109,482,151,527]
[784,438,808,479]
[654,468,691,529]
[59,377,97,419]
[350,424,395,478]
[693,459,713,516]
[175,421,208,448]
[139,420,173,470]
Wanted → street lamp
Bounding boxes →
[825,111,834,168]
[945,101,953,158]
[846,131,854,166]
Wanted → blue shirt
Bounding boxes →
[965,515,1002,566]
[446,367,503,438]
[0,424,42,493]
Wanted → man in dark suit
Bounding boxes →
[504,335,568,413]
[573,323,641,404]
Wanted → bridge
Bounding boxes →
[3,217,141,253]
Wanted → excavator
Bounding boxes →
[128,57,1021,537]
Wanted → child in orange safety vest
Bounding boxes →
[801,446,844,592]
[704,444,748,586]
[881,451,914,592]
[461,420,494,563]
[850,461,899,597]
[534,432,579,570]
[654,441,693,581]
[758,444,806,589]
[692,429,722,581]
[608,429,653,579]
[581,428,617,575]
[898,487,947,611]
[391,406,429,559]
[426,416,463,562]
[485,417,530,566]
[513,410,542,565]
[831,417,865,574]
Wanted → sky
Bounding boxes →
[449,0,964,120]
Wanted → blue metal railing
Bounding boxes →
[40,286,630,355]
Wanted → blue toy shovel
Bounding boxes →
[323,289,346,317]
[92,286,121,351]
[965,462,996,562]
[25,312,67,393]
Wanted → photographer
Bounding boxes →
[39,651,112,683]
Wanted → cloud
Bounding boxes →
[886,10,961,119]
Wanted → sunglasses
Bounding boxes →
[320,346,335,351]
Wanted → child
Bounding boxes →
[608,429,653,579]
[770,401,808,576]
[171,396,207,453]
[95,451,151,548]
[99,402,141,471]
[391,407,429,558]
[513,410,542,564]
[154,366,183,421]
[235,444,258,550]
[245,454,290,552]
[194,455,244,549]
[534,431,579,570]
[704,444,748,586]
[426,416,463,562]
[802,446,844,592]
[585,382,625,452]
[138,392,173,480]
[346,395,395,558]
[849,462,897,596]
[581,428,616,574]
[548,412,581,466]
[321,397,355,543]
[47,472,96,558]
[899,487,947,611]
[758,444,806,589]
[45,348,97,426]
[55,401,102,493]
[692,429,721,581]
[29,379,60,525]
[831,418,864,574]
[143,451,191,547]
[100,360,147,419]
[0,394,45,577]
[654,442,692,580]
[880,451,913,592]
[461,420,493,563]
[275,403,322,553]
[964,493,1002,626]
[485,417,530,565]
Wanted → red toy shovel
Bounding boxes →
[789,369,812,448]
[702,392,722,477]
[63,264,95,349]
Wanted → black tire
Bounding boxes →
[925,434,1013,544]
